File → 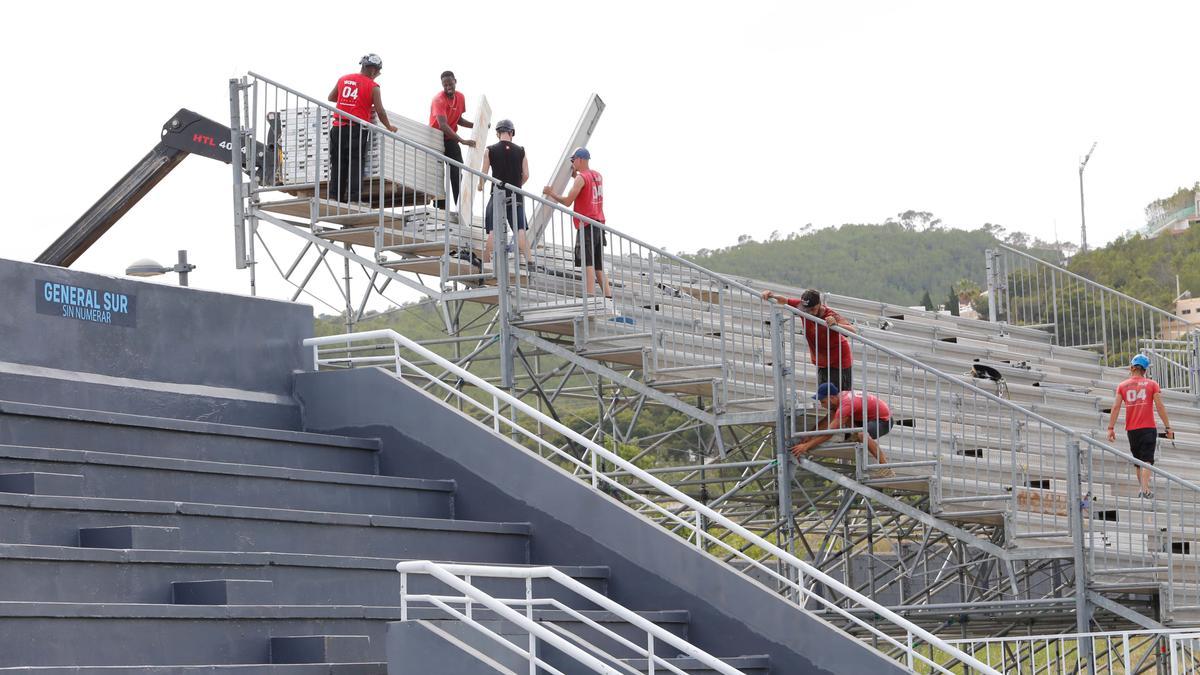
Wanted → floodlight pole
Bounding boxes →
[1079,141,1097,253]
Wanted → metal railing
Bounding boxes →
[395,560,745,675]
[934,628,1200,674]
[304,329,1002,675]
[985,244,1193,366]
[1141,335,1200,396]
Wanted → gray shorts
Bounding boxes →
[844,418,893,440]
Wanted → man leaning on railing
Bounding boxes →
[761,288,856,390]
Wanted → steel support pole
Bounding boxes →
[495,196,515,391]
[1066,437,1094,669]
[769,308,797,579]
[1191,332,1200,405]
[228,78,248,270]
[985,249,998,324]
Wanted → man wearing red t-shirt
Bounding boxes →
[429,70,475,209]
[791,383,894,478]
[326,54,398,204]
[543,147,610,299]
[760,288,856,390]
[1107,354,1174,498]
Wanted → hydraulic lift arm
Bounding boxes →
[36,108,265,267]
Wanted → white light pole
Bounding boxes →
[1079,141,1098,253]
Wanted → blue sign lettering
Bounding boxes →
[35,279,137,328]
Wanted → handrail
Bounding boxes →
[997,243,1187,326]
[394,560,625,674]
[395,560,746,675]
[305,328,1001,675]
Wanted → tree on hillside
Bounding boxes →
[947,288,960,316]
[921,289,935,311]
[955,278,982,305]
[887,210,942,231]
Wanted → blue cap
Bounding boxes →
[1130,354,1151,370]
[813,382,840,400]
[570,147,591,160]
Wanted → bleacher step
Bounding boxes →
[270,636,371,665]
[0,445,453,519]
[79,526,181,550]
[0,544,608,607]
[0,473,83,497]
[0,493,530,562]
[173,580,275,606]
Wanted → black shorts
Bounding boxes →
[573,225,606,270]
[818,366,852,391]
[1128,428,1158,464]
[842,418,892,441]
[484,192,528,234]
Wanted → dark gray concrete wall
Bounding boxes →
[0,258,312,395]
[295,368,908,675]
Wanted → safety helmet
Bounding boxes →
[495,119,515,134]
[360,54,383,69]
[1130,354,1151,370]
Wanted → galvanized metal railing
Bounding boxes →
[1141,334,1200,396]
[985,244,1193,366]
[934,628,1200,674]
[304,329,1002,675]
[395,560,746,675]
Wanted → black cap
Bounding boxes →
[800,289,822,309]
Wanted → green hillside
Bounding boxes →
[683,219,1006,307]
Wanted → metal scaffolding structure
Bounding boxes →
[229,72,1200,658]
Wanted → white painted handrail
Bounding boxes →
[396,560,745,675]
[305,329,1002,675]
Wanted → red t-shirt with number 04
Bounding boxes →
[332,73,378,127]
[1116,376,1160,431]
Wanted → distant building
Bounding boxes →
[1143,193,1199,238]
[1176,296,1200,327]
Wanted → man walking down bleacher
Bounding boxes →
[326,54,398,204]
[1107,354,1174,499]
[790,383,894,478]
[760,288,856,390]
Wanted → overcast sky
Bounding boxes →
[3,0,1196,309]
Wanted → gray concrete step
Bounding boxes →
[619,655,770,674]
[0,544,608,608]
[0,445,453,518]
[0,401,379,474]
[0,368,303,431]
[0,604,688,668]
[0,493,530,563]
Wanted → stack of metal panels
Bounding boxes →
[277,108,446,198]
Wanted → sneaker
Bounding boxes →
[870,467,896,479]
[1141,490,1154,499]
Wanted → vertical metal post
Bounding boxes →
[1098,293,1108,365]
[228,78,248,270]
[1066,436,1094,669]
[1050,271,1060,345]
[495,196,516,391]
[1190,331,1200,403]
[769,307,797,572]
[985,249,998,324]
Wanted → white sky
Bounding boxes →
[2,0,1197,308]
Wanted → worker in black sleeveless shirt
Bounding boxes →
[479,119,531,266]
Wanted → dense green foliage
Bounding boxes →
[1067,222,1200,310]
[684,222,1004,307]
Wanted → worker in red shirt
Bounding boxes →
[543,147,610,299]
[791,383,894,478]
[760,288,856,390]
[326,54,398,204]
[429,70,475,210]
[1107,354,1174,499]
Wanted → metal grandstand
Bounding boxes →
[228,72,1200,670]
